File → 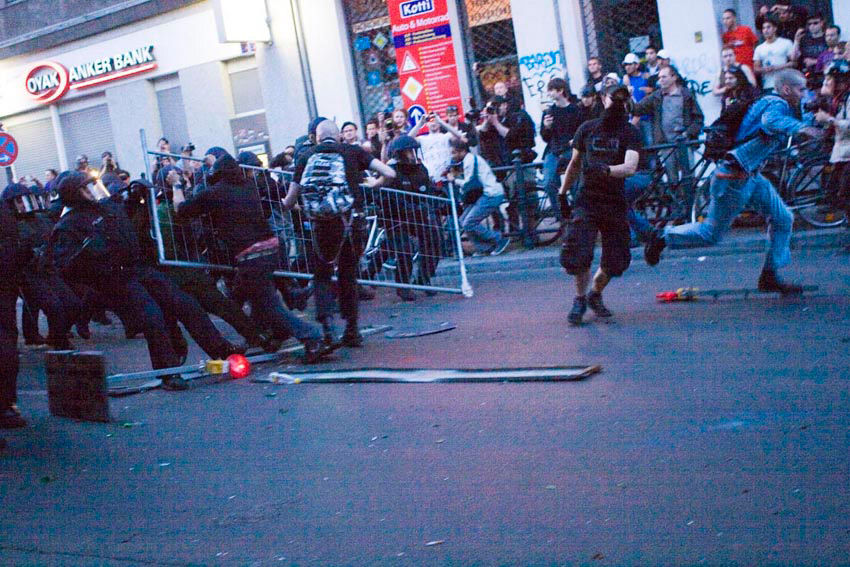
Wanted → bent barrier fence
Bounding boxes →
[140,131,473,297]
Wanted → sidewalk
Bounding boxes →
[460,226,848,275]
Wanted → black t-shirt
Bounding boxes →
[541,103,581,157]
[799,34,827,68]
[293,140,375,208]
[572,118,642,211]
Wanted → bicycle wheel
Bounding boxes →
[792,163,848,228]
[529,189,563,246]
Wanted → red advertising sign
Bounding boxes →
[388,0,463,124]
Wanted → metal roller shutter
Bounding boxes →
[8,118,60,181]
[60,104,115,168]
[157,86,190,151]
[230,68,264,115]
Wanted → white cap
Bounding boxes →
[622,53,640,65]
[604,72,620,82]
[657,49,671,60]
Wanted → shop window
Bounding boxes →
[580,0,661,82]
[157,86,190,154]
[460,0,519,107]
[230,67,264,115]
[342,0,400,123]
[59,104,115,170]
[6,118,59,182]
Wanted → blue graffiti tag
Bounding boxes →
[518,50,563,72]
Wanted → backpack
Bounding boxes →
[703,95,760,162]
[298,150,353,219]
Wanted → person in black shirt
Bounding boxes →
[285,120,396,347]
[757,3,808,42]
[541,78,581,222]
[0,200,25,428]
[175,153,331,364]
[793,12,827,73]
[558,84,642,325]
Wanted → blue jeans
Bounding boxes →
[460,193,506,253]
[624,172,653,242]
[664,166,793,269]
[543,151,569,221]
[234,253,321,341]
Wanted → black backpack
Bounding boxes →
[299,150,353,219]
[703,95,760,162]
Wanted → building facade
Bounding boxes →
[1,0,848,181]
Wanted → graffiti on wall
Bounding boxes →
[517,49,565,106]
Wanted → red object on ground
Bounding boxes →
[656,291,680,302]
[227,354,251,379]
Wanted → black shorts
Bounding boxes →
[560,207,631,277]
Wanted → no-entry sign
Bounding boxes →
[0,132,19,167]
[388,0,464,121]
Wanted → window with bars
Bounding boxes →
[342,0,401,124]
[459,0,519,107]
[579,0,662,83]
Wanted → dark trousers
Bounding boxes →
[20,297,40,342]
[134,267,232,359]
[20,271,81,346]
[0,284,18,409]
[312,217,363,324]
[232,252,320,341]
[180,274,261,344]
[96,278,181,370]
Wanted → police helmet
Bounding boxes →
[2,183,44,214]
[388,135,422,165]
[56,171,109,206]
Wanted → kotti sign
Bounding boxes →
[25,45,158,104]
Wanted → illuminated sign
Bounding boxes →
[25,45,158,103]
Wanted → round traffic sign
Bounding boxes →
[0,132,19,167]
[407,105,426,127]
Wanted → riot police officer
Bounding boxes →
[3,183,81,349]
[50,172,243,390]
[382,135,444,300]
[0,196,25,428]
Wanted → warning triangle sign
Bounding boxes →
[401,52,420,73]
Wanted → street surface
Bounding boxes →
[2,243,850,566]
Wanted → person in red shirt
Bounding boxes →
[722,9,758,68]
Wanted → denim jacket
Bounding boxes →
[729,95,806,173]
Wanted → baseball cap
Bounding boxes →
[604,72,621,83]
[657,49,671,60]
[622,53,640,65]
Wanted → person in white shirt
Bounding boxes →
[754,18,795,92]
[409,111,467,182]
[446,139,510,256]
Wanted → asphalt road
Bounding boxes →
[2,245,850,566]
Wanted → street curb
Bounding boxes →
[455,228,848,275]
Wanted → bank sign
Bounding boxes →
[25,45,158,104]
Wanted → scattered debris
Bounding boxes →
[158,462,171,468]
[545,485,556,490]
[425,540,444,547]
[39,475,54,484]
[592,552,604,560]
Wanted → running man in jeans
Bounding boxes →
[447,139,510,257]
[644,69,826,293]
[558,84,641,325]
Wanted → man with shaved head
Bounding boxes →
[285,119,396,347]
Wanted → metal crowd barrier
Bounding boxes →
[140,131,473,298]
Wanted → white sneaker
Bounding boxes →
[490,238,510,256]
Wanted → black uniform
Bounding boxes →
[0,204,20,414]
[15,212,81,348]
[51,190,234,370]
[561,117,642,278]
[380,163,443,286]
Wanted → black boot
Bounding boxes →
[586,291,613,318]
[341,322,364,347]
[758,268,803,295]
[644,229,666,266]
